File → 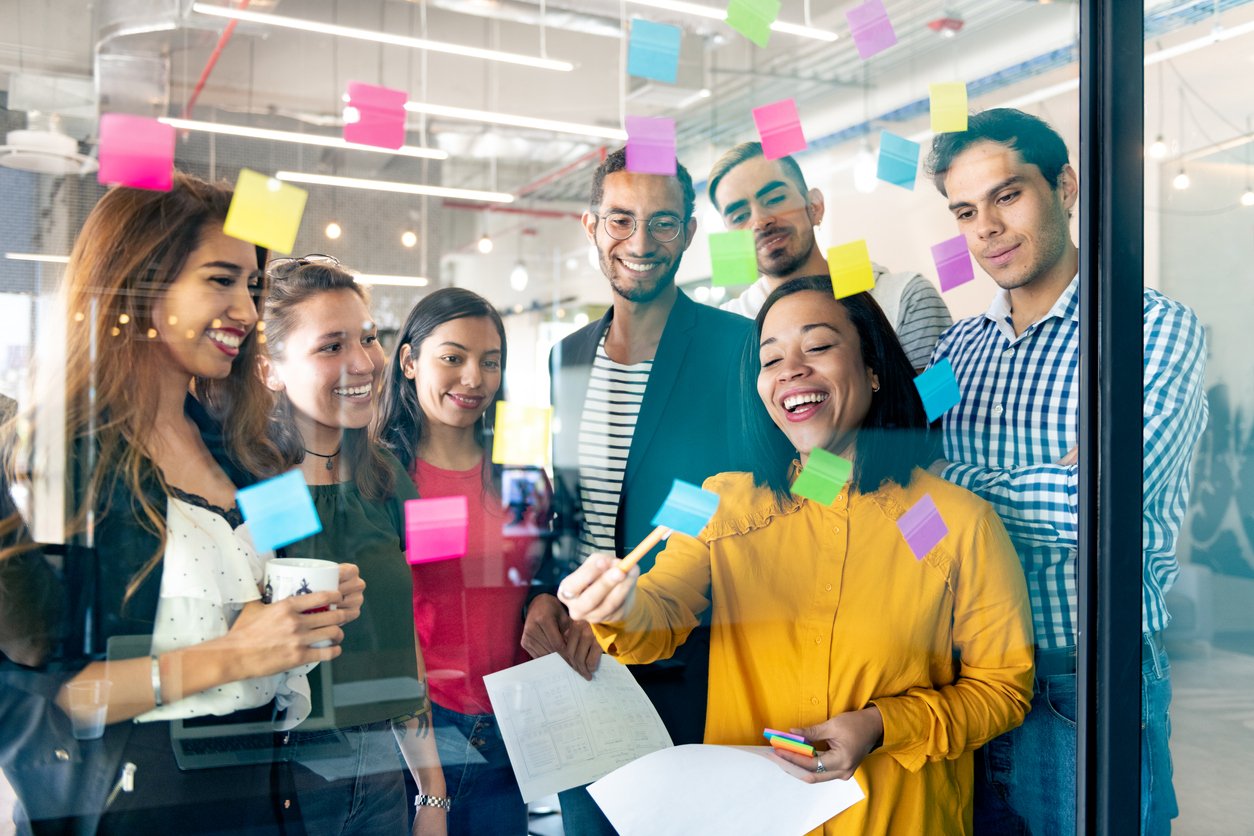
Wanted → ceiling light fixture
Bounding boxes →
[354,274,430,288]
[275,171,515,204]
[325,221,343,240]
[5,252,70,263]
[1241,187,1254,207]
[159,117,447,160]
[477,234,495,254]
[1148,135,1168,159]
[627,0,839,42]
[190,3,574,71]
[510,260,529,291]
[401,230,418,248]
[404,101,626,141]
[1171,168,1190,190]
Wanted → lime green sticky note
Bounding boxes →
[223,169,308,255]
[929,82,968,134]
[827,240,875,299]
[491,402,552,468]
[791,448,853,505]
[708,230,758,287]
[725,0,780,48]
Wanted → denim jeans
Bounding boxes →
[290,719,408,836]
[430,703,528,836]
[1141,636,1177,836]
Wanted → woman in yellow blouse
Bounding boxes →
[560,276,1034,835]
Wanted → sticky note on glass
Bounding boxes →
[897,494,949,560]
[725,0,780,48]
[877,130,920,190]
[223,169,308,255]
[492,403,552,468]
[846,0,898,60]
[791,447,852,505]
[914,359,961,423]
[625,115,677,176]
[237,470,323,553]
[97,114,175,192]
[752,98,807,161]
[929,83,969,133]
[709,230,758,287]
[931,235,975,292]
[827,240,875,300]
[628,18,682,84]
[405,496,469,564]
[342,81,408,149]
[652,479,720,538]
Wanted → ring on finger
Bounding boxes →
[814,757,826,774]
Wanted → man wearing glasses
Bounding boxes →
[522,147,762,835]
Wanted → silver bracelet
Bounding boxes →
[150,654,163,708]
[414,794,452,812]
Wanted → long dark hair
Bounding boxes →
[741,275,932,500]
[374,287,507,493]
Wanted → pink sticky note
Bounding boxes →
[931,235,975,292]
[752,98,807,160]
[405,496,469,564]
[846,0,898,60]
[625,115,677,176]
[897,495,949,560]
[342,81,408,149]
[97,114,175,192]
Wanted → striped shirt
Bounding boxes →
[576,334,653,559]
[932,275,1207,648]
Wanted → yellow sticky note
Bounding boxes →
[491,402,552,468]
[827,241,875,299]
[929,82,968,134]
[223,169,308,255]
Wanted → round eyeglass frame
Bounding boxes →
[593,212,686,243]
[266,253,341,278]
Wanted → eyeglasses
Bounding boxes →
[593,212,686,243]
[266,253,341,279]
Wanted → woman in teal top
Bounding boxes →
[260,256,448,836]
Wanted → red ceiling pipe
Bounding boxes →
[511,145,608,199]
[181,0,253,118]
[441,201,584,221]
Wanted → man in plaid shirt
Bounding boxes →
[925,109,1207,835]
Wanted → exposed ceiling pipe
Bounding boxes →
[441,201,583,220]
[182,0,254,118]
[513,145,607,198]
[427,0,623,39]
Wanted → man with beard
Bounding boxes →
[709,142,951,372]
[521,147,762,836]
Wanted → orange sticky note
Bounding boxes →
[929,82,968,134]
[491,403,552,468]
[223,169,308,255]
[827,240,875,299]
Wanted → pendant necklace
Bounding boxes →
[304,445,341,471]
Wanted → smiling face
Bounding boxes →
[714,156,824,280]
[757,290,879,461]
[402,316,503,433]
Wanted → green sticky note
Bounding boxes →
[708,230,758,287]
[791,448,853,505]
[725,0,780,48]
[929,82,969,134]
[827,240,875,299]
[223,169,308,255]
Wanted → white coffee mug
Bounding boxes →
[263,557,340,649]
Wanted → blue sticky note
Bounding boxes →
[651,479,720,538]
[914,359,962,423]
[237,470,323,553]
[877,130,919,190]
[628,18,682,84]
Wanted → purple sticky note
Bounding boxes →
[846,0,898,60]
[625,115,677,175]
[897,494,949,560]
[752,98,807,161]
[405,496,470,564]
[931,235,976,292]
[343,81,408,149]
[97,114,175,192]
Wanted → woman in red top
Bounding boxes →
[375,288,548,836]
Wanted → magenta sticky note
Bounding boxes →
[625,115,677,176]
[405,496,469,564]
[343,81,408,149]
[752,98,807,160]
[897,494,949,560]
[931,235,975,292]
[846,0,898,60]
[97,114,175,192]
[763,728,806,743]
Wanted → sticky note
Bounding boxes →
[223,169,308,255]
[651,479,720,538]
[342,81,408,149]
[914,359,961,423]
[708,230,758,287]
[790,448,852,505]
[752,98,807,160]
[768,736,816,757]
[491,403,552,468]
[726,0,779,48]
[931,235,975,292]
[877,130,920,190]
[763,728,806,744]
[97,114,175,192]
[404,496,469,564]
[625,115,677,176]
[897,494,949,560]
[236,470,322,553]
[846,0,898,60]
[627,18,682,84]
[929,82,969,134]
[827,240,875,300]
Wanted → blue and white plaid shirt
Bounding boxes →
[932,276,1208,649]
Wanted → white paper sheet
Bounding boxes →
[587,744,866,835]
[483,654,673,803]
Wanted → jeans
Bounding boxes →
[290,719,408,836]
[1141,636,1177,835]
[430,703,528,836]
